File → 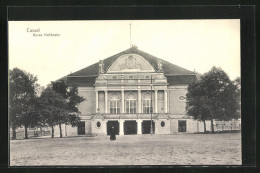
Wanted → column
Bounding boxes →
[96,91,99,113]
[103,120,108,134]
[164,90,168,113]
[121,90,125,113]
[138,90,142,113]
[155,90,158,113]
[137,119,142,135]
[119,120,125,135]
[105,91,108,114]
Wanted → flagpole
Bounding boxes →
[130,23,131,48]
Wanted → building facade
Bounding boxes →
[60,47,206,136]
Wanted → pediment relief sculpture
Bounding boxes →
[107,54,155,72]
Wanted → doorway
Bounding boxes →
[124,121,137,135]
[77,121,85,135]
[142,120,155,134]
[107,121,119,135]
[178,120,187,132]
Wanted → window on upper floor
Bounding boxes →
[125,99,136,114]
[110,99,120,114]
[143,99,153,114]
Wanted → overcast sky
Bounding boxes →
[9,20,240,87]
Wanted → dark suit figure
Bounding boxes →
[110,126,116,141]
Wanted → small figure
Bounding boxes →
[157,59,163,72]
[110,126,116,141]
[99,60,104,74]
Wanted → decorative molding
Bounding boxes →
[126,92,135,99]
[110,92,120,99]
[178,96,187,101]
[144,91,151,99]
[155,114,170,120]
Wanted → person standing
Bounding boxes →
[110,126,116,141]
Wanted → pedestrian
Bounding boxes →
[110,126,116,141]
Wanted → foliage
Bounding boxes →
[186,67,241,132]
[40,86,69,138]
[9,68,85,139]
[9,68,40,139]
[43,81,85,137]
[52,81,85,113]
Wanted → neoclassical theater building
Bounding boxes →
[58,47,205,136]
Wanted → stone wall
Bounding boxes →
[168,87,187,115]
[155,119,170,134]
[170,119,200,134]
[91,119,107,136]
[78,87,95,115]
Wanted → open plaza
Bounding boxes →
[10,133,241,166]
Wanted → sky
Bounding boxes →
[9,20,240,87]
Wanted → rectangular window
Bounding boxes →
[126,99,136,114]
[143,99,153,113]
[110,100,120,114]
[178,120,187,132]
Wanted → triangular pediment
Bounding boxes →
[107,54,155,73]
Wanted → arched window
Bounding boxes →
[110,99,120,114]
[125,93,136,114]
[143,92,153,113]
[110,93,120,114]
[143,99,152,113]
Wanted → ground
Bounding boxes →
[10,133,241,166]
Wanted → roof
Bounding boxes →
[67,47,195,77]
[59,47,198,86]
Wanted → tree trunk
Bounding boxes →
[24,124,28,139]
[211,118,214,133]
[51,125,54,138]
[12,126,16,140]
[203,120,206,133]
[59,122,62,138]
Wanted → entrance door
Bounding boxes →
[142,120,155,134]
[124,121,137,135]
[178,120,187,132]
[78,121,85,135]
[107,121,119,135]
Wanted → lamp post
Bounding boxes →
[150,75,153,135]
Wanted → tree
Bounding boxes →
[9,68,40,139]
[40,86,69,138]
[48,81,85,138]
[186,67,240,133]
[186,81,210,132]
[52,81,85,113]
